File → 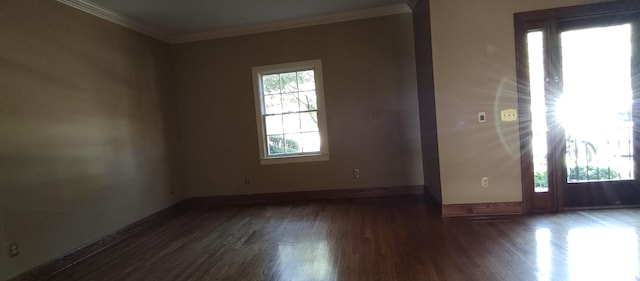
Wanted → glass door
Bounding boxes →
[557,20,639,208]
[516,2,640,212]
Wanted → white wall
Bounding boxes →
[430,0,612,204]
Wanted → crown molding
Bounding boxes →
[407,0,419,10]
[56,0,169,42]
[169,4,412,44]
[57,0,412,45]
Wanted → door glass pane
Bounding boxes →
[528,31,550,192]
[560,24,634,183]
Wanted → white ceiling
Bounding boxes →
[59,0,413,43]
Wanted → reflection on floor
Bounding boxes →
[277,241,333,281]
[567,228,637,280]
[45,197,640,281]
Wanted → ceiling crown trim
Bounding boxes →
[169,4,412,44]
[57,0,412,45]
[56,0,169,42]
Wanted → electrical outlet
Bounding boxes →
[244,177,251,184]
[500,109,517,122]
[481,177,489,188]
[8,242,19,257]
[353,168,360,179]
[170,186,176,194]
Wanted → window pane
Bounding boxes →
[560,24,634,183]
[283,113,301,133]
[280,72,298,93]
[282,93,300,113]
[297,70,316,91]
[268,135,285,155]
[253,60,327,161]
[301,112,318,132]
[527,31,549,193]
[284,134,303,154]
[300,132,321,153]
[265,115,283,135]
[263,74,281,95]
[299,91,317,111]
[264,94,282,114]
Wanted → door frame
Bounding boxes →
[514,0,640,213]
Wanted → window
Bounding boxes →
[252,59,329,165]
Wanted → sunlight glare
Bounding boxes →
[568,228,638,281]
[536,228,552,281]
[277,241,335,281]
[559,24,634,181]
[558,24,632,140]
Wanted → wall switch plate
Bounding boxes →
[353,169,360,179]
[9,242,19,257]
[478,112,486,123]
[501,109,517,122]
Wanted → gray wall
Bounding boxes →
[172,14,424,197]
[0,1,183,279]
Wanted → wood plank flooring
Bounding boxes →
[45,196,640,281]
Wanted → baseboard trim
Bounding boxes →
[442,202,523,217]
[186,185,424,208]
[9,200,189,281]
[421,186,443,215]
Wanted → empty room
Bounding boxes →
[1,0,639,280]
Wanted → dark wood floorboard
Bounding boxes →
[46,196,640,281]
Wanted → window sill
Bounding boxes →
[260,154,329,165]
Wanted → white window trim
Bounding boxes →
[252,59,330,165]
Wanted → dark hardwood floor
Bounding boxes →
[46,196,640,281]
